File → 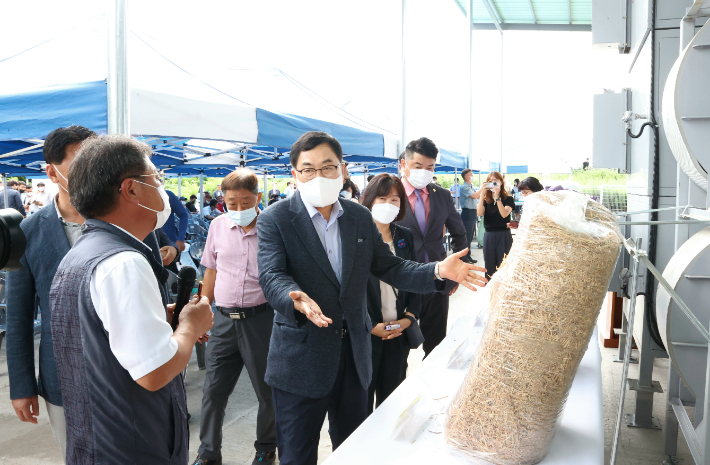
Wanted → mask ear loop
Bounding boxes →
[123,179,166,213]
[53,166,70,193]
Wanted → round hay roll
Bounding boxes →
[445,191,622,465]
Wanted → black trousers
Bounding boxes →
[197,307,276,459]
[271,332,367,465]
[368,336,408,413]
[460,208,477,258]
[420,292,449,357]
[483,229,513,279]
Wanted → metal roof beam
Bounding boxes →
[471,22,590,31]
[527,0,537,23]
[452,0,466,16]
[481,0,503,33]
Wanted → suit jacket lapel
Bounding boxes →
[289,193,341,289]
[338,204,357,298]
[44,201,71,255]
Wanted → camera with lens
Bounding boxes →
[0,208,27,271]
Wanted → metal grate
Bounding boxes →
[580,185,627,213]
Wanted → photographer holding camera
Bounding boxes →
[477,171,515,279]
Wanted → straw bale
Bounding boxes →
[445,191,621,465]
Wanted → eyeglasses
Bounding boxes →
[294,164,341,181]
[135,173,166,185]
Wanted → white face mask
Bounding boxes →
[38,186,45,192]
[341,191,352,200]
[54,166,69,193]
[404,168,435,190]
[134,180,172,230]
[371,203,400,224]
[180,200,187,205]
[226,206,258,227]
[298,174,343,208]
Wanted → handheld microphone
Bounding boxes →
[171,266,197,331]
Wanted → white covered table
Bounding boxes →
[324,313,604,465]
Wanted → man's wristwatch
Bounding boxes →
[434,262,444,281]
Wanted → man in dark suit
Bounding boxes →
[1,179,26,217]
[6,126,179,457]
[396,137,470,357]
[257,131,487,465]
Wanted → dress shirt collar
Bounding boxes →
[401,176,429,197]
[54,195,82,227]
[301,196,344,224]
[110,223,152,251]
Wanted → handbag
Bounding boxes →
[389,286,424,349]
[404,318,425,349]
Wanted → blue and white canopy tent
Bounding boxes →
[0,79,405,208]
[0,9,469,209]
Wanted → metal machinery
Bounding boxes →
[593,1,710,463]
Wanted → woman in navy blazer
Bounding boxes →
[362,174,421,413]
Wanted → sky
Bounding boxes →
[0,0,630,173]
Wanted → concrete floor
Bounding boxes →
[601,347,694,464]
[0,247,698,464]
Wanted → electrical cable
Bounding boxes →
[637,292,666,348]
[645,0,665,351]
[627,122,655,139]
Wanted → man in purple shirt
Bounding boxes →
[192,169,275,465]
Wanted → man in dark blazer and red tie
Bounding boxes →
[396,137,470,357]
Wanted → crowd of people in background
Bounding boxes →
[4,124,556,465]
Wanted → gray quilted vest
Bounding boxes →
[50,219,188,464]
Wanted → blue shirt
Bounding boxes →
[460,183,479,209]
[161,190,189,242]
[302,198,344,284]
[449,183,460,198]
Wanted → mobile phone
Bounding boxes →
[197,281,203,298]
[385,324,401,331]
[484,182,498,189]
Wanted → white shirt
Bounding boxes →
[34,190,52,209]
[379,241,398,322]
[202,206,220,217]
[89,250,178,380]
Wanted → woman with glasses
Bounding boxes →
[360,174,421,413]
[477,171,515,279]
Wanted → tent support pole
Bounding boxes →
[263,171,268,209]
[499,31,504,173]
[2,175,8,209]
[199,172,204,219]
[107,0,129,135]
[468,0,474,173]
[364,166,368,189]
[455,167,460,210]
[177,174,182,198]
[400,0,407,153]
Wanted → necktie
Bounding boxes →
[414,190,429,263]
